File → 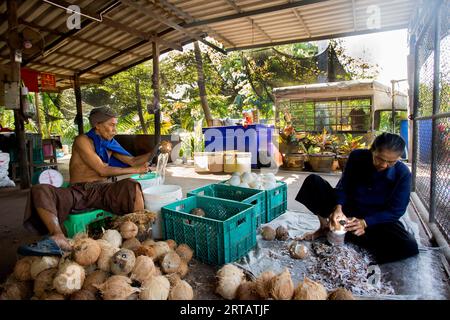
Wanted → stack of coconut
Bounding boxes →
[0,221,195,300]
[215,264,355,300]
[224,172,278,190]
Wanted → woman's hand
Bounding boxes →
[345,218,367,236]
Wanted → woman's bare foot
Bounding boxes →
[50,233,72,251]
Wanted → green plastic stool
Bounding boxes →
[63,209,116,238]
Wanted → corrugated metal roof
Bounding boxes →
[0,0,417,91]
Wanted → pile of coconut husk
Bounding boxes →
[0,219,194,300]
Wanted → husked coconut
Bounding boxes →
[30,256,59,279]
[13,256,37,281]
[97,243,120,272]
[261,226,276,241]
[95,275,138,300]
[275,226,289,241]
[289,241,309,259]
[255,271,275,299]
[237,281,260,300]
[120,221,139,240]
[177,261,189,278]
[270,269,294,300]
[190,208,206,217]
[131,256,155,283]
[165,239,177,250]
[169,279,194,300]
[140,276,170,300]
[82,270,109,294]
[293,277,327,300]
[110,249,136,276]
[175,244,193,263]
[328,288,355,300]
[70,289,96,300]
[241,172,254,184]
[0,276,32,300]
[73,238,101,266]
[122,237,141,251]
[216,264,245,300]
[33,268,57,297]
[134,245,156,259]
[161,252,182,274]
[152,241,171,260]
[53,261,86,295]
[101,229,122,248]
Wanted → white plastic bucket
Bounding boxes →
[131,173,159,190]
[194,152,209,172]
[143,185,183,239]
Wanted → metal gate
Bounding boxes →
[411,0,450,242]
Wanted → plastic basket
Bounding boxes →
[187,183,266,227]
[162,195,256,265]
[266,181,288,222]
[63,209,115,238]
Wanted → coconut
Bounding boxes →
[33,268,57,297]
[134,245,156,259]
[140,275,171,300]
[328,288,355,300]
[142,239,156,247]
[153,267,162,276]
[255,271,275,299]
[169,279,194,300]
[43,291,65,300]
[53,261,86,295]
[275,226,289,241]
[127,293,140,300]
[95,239,111,249]
[270,269,294,300]
[175,244,193,263]
[152,241,171,260]
[101,229,122,248]
[73,232,89,241]
[237,281,260,300]
[189,208,206,217]
[97,243,120,272]
[73,238,101,266]
[293,277,328,300]
[120,221,139,240]
[160,140,172,154]
[161,252,182,274]
[84,264,97,276]
[131,256,155,283]
[177,261,189,278]
[241,172,254,184]
[216,264,245,300]
[238,182,249,188]
[70,289,96,300]
[13,256,37,281]
[231,171,242,177]
[122,237,141,251]
[261,226,276,241]
[165,273,182,287]
[82,270,109,294]
[110,249,136,276]
[229,176,241,186]
[30,256,59,279]
[289,241,309,259]
[0,276,32,300]
[95,275,139,300]
[262,181,277,190]
[165,239,177,250]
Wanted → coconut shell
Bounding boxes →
[134,245,156,259]
[261,226,276,241]
[175,244,193,263]
[270,269,294,300]
[152,241,171,260]
[237,281,260,300]
[102,229,122,248]
[82,270,109,294]
[169,280,194,300]
[73,238,101,266]
[161,252,182,274]
[177,261,189,278]
[94,275,138,300]
[120,221,139,240]
[165,239,177,250]
[33,268,58,297]
[216,264,245,300]
[131,256,155,283]
[140,276,170,300]
[328,288,355,300]
[122,238,141,251]
[70,289,97,300]
[0,277,32,300]
[110,249,136,276]
[275,226,289,241]
[289,241,309,259]
[53,261,86,295]
[97,243,120,272]
[293,277,328,300]
[30,256,60,279]
[255,271,275,299]
[13,256,37,281]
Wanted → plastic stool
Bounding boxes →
[63,209,116,238]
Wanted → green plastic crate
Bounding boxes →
[187,184,266,227]
[63,209,115,238]
[266,181,288,222]
[162,195,256,265]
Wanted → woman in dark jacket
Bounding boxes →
[296,133,419,263]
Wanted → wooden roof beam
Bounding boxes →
[292,8,311,38]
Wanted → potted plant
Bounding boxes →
[337,133,366,170]
[280,125,308,170]
[306,129,338,173]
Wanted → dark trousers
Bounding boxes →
[296,174,419,264]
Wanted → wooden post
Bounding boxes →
[34,92,41,135]
[8,0,30,188]
[152,41,161,146]
[74,73,84,134]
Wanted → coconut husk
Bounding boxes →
[73,238,101,266]
[94,275,139,300]
[42,291,65,300]
[53,261,86,295]
[328,288,355,300]
[237,281,261,300]
[131,256,155,283]
[168,280,194,300]
[275,226,289,241]
[216,264,245,300]
[140,276,170,300]
[33,268,58,297]
[153,242,171,261]
[142,239,155,247]
[261,226,276,241]
[255,271,275,299]
[120,221,139,240]
[110,249,136,276]
[70,289,97,300]
[112,211,157,241]
[175,244,193,263]
[13,256,37,281]
[97,243,120,272]
[165,239,177,250]
[293,277,328,300]
[82,270,109,294]
[177,261,189,278]
[101,229,122,248]
[30,256,59,279]
[270,269,294,300]
[134,245,156,259]
[161,252,182,274]
[122,238,141,251]
[0,276,33,300]
[165,273,182,287]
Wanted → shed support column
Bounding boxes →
[8,0,30,189]
[152,41,161,147]
[74,73,84,134]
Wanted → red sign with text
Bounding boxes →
[40,72,56,90]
